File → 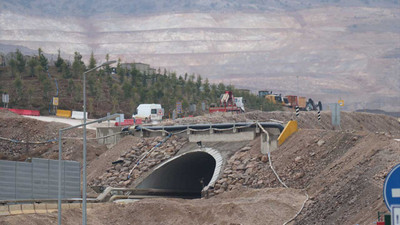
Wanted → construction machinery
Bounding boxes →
[285,95,298,108]
[306,98,323,111]
[209,91,244,114]
[298,97,307,109]
[265,94,282,105]
[258,90,273,98]
[282,96,290,107]
[264,92,322,111]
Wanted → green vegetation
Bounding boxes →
[0,49,280,117]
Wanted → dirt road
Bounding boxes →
[0,188,307,225]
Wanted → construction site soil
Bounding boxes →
[0,109,399,225]
[0,109,107,164]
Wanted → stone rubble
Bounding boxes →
[89,135,188,188]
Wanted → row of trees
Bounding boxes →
[0,49,279,116]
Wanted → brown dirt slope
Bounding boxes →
[257,130,399,224]
[0,109,107,163]
[1,110,399,225]
[209,129,400,224]
[0,188,307,225]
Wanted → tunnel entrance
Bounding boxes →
[135,150,220,198]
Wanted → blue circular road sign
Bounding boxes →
[384,163,400,211]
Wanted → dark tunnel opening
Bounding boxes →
[135,151,216,198]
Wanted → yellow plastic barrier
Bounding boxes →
[0,205,10,216]
[278,120,298,146]
[21,204,35,214]
[34,203,47,213]
[46,203,58,213]
[8,204,23,215]
[69,203,81,209]
[56,109,72,118]
[0,203,90,215]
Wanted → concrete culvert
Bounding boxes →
[135,148,222,198]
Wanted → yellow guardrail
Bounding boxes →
[0,203,87,215]
[277,120,298,146]
[56,109,72,118]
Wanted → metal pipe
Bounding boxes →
[83,60,116,225]
[82,70,87,225]
[58,130,62,225]
[57,113,119,225]
[134,122,284,132]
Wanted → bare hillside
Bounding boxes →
[1,5,399,111]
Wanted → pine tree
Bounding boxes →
[72,52,85,78]
[73,83,82,102]
[61,61,71,79]
[122,82,132,99]
[105,54,111,73]
[88,76,96,97]
[9,58,17,77]
[15,49,26,75]
[13,77,23,102]
[27,57,38,77]
[42,78,52,101]
[54,49,64,72]
[203,78,211,100]
[94,80,104,108]
[67,79,75,98]
[89,51,96,69]
[38,48,48,69]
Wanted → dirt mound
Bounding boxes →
[259,130,399,224]
[1,110,399,224]
[0,110,107,163]
[0,188,307,225]
[0,109,22,119]
[205,128,399,224]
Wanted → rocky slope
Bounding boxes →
[1,110,400,224]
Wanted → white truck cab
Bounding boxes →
[133,104,164,123]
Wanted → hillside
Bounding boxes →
[1,3,399,112]
[0,60,278,117]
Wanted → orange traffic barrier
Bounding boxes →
[56,109,72,118]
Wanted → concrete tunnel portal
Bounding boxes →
[135,148,223,198]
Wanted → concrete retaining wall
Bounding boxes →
[96,127,123,145]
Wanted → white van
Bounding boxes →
[133,104,164,123]
[234,97,245,112]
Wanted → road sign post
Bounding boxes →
[384,164,400,212]
[392,205,400,225]
[331,103,341,128]
[176,101,182,115]
[318,110,321,121]
[52,97,59,114]
[2,93,9,108]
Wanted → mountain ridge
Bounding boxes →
[1,0,399,17]
[0,3,399,111]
